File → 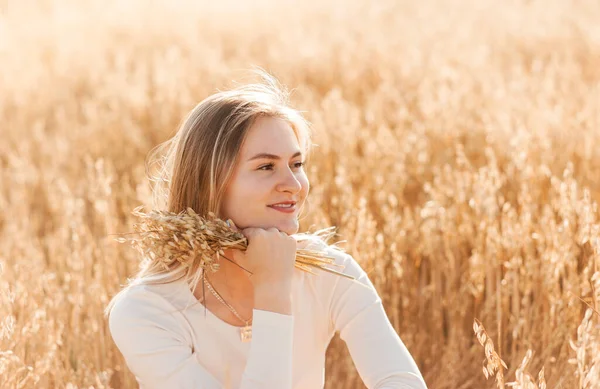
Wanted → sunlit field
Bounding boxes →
[2,0,600,387]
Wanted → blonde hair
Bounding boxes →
[105,69,323,317]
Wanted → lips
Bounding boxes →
[268,201,297,206]
[267,201,297,213]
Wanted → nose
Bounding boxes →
[276,166,302,193]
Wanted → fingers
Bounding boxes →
[267,227,288,237]
[238,226,290,240]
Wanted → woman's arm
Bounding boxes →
[326,250,429,389]
[108,287,294,389]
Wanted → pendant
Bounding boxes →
[240,324,252,342]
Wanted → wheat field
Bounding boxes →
[1,0,600,388]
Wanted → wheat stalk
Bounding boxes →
[113,206,355,280]
[474,318,508,388]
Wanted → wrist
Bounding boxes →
[254,291,292,315]
[251,276,292,291]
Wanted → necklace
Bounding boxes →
[203,276,252,342]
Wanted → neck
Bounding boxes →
[200,248,253,303]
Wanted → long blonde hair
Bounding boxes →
[104,69,324,317]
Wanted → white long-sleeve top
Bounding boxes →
[107,236,428,389]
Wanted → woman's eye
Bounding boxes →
[258,162,305,171]
[258,163,275,171]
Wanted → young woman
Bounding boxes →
[105,70,428,389]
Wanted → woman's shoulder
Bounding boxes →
[106,281,198,379]
[294,230,346,256]
[293,232,361,281]
[107,280,191,331]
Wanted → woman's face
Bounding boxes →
[220,116,310,235]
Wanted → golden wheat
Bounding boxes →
[114,206,354,279]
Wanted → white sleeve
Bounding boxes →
[326,251,429,389]
[108,288,294,389]
[240,309,294,388]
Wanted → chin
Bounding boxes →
[282,227,298,235]
[270,221,299,235]
[283,222,300,235]
[242,217,299,235]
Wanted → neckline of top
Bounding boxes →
[175,277,253,330]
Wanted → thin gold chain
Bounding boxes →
[203,276,251,325]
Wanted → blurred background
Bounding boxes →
[1,0,600,387]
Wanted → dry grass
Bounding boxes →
[1,0,600,387]
[115,206,351,278]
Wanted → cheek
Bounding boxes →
[224,177,251,206]
[235,175,268,199]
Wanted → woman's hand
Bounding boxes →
[228,222,296,314]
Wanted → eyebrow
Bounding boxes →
[247,151,303,162]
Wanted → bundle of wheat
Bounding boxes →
[113,206,355,280]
